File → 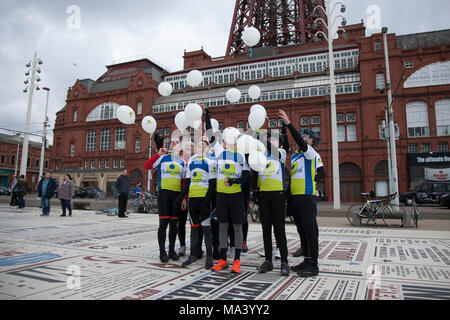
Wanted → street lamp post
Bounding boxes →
[38,87,50,184]
[14,133,22,177]
[312,0,347,209]
[21,52,43,178]
[382,27,399,206]
[147,134,152,192]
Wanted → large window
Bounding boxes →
[86,130,96,151]
[406,101,429,138]
[86,102,119,122]
[115,128,126,150]
[100,129,111,151]
[435,99,450,136]
[404,61,450,88]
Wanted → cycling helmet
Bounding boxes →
[300,128,320,147]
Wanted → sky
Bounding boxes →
[1,0,449,145]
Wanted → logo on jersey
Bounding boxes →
[291,162,302,176]
[165,164,181,177]
[192,171,203,183]
[221,163,236,178]
[263,161,277,176]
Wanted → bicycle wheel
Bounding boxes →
[249,203,259,222]
[381,204,406,228]
[346,203,368,226]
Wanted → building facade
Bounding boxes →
[51,21,450,201]
[0,133,52,191]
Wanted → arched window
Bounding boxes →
[406,101,429,137]
[86,102,120,122]
[404,61,450,88]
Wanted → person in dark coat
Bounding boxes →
[14,175,29,209]
[59,174,75,217]
[9,176,18,207]
[115,170,130,218]
[37,172,56,216]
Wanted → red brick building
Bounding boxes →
[51,21,450,201]
[0,133,52,191]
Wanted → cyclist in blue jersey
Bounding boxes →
[279,109,325,278]
[174,136,217,269]
[203,106,249,274]
[255,126,291,276]
[144,138,186,263]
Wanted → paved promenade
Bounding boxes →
[0,204,449,300]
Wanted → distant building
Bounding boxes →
[0,133,52,191]
[51,19,450,201]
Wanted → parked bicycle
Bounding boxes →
[346,192,407,228]
[143,191,158,214]
[130,191,158,214]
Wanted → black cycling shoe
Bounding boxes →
[257,261,274,273]
[297,263,319,278]
[280,262,290,276]
[160,252,169,263]
[292,247,304,257]
[182,255,197,267]
[290,261,307,273]
[169,251,180,261]
[205,256,214,269]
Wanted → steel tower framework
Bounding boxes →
[226,0,327,56]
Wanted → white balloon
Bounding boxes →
[158,82,173,96]
[188,118,202,130]
[248,150,268,172]
[186,70,204,87]
[248,110,266,130]
[204,118,219,133]
[248,85,261,100]
[184,103,203,121]
[223,127,240,145]
[237,135,255,154]
[226,88,242,103]
[242,27,261,47]
[175,112,188,131]
[250,104,267,118]
[142,116,157,134]
[250,138,266,154]
[116,105,135,125]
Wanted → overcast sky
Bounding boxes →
[1,0,449,145]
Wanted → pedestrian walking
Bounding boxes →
[59,174,75,217]
[37,172,56,216]
[9,176,18,207]
[14,175,29,209]
[115,170,130,218]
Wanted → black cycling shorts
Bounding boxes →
[215,192,245,224]
[157,189,180,221]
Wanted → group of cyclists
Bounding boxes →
[144,105,324,278]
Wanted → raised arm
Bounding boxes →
[278,109,308,152]
[202,105,216,146]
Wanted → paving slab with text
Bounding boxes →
[0,205,449,300]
